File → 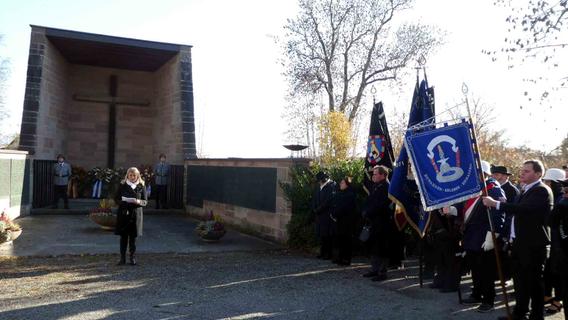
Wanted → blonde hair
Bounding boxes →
[122,167,145,186]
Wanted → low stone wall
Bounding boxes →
[0,150,32,219]
[185,158,311,243]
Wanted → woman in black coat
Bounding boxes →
[331,177,357,266]
[115,167,147,265]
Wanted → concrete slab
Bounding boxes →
[0,214,279,257]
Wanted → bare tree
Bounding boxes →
[282,92,319,158]
[486,0,568,102]
[282,0,441,122]
[0,35,9,123]
[0,35,12,147]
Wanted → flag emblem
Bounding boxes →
[367,135,385,166]
[427,135,464,183]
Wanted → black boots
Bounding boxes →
[117,254,136,266]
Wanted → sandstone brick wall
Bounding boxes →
[29,29,69,160]
[152,55,183,164]
[19,26,194,171]
[185,158,311,243]
[66,64,156,169]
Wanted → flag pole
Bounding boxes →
[463,83,512,320]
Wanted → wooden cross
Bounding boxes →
[73,75,150,168]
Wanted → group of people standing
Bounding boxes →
[312,165,400,281]
[51,153,173,266]
[312,160,568,320]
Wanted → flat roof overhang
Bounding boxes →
[34,25,192,72]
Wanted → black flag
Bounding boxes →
[363,101,394,194]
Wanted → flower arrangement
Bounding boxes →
[195,211,226,241]
[0,210,22,243]
[89,199,117,230]
[138,165,155,184]
[88,167,125,198]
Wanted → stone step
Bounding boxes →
[31,208,186,215]
[32,198,184,215]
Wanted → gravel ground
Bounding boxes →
[1,250,563,320]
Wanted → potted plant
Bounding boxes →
[195,211,226,241]
[89,199,117,230]
[0,210,22,244]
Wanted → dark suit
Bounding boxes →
[331,188,357,263]
[501,181,521,205]
[501,181,553,319]
[362,181,393,275]
[312,180,337,258]
[549,197,568,319]
[500,180,520,280]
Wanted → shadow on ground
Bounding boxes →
[2,251,551,320]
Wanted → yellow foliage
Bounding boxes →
[318,112,353,164]
[99,199,115,209]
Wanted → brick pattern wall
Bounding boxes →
[19,27,195,170]
[66,65,155,169]
[152,54,183,164]
[19,26,69,159]
[36,36,69,158]
[185,158,311,243]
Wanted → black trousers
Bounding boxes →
[334,234,352,263]
[557,251,568,320]
[511,245,547,319]
[120,235,136,256]
[319,235,333,258]
[433,239,460,290]
[155,185,168,209]
[53,185,68,208]
[544,255,562,299]
[467,250,497,305]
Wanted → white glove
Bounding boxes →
[481,231,499,251]
[442,206,458,216]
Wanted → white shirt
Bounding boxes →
[503,179,541,241]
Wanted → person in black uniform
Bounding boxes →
[331,176,357,266]
[549,179,568,319]
[115,167,148,266]
[484,159,554,320]
[491,165,520,281]
[361,165,393,281]
[312,171,336,260]
[428,207,461,293]
[542,168,566,314]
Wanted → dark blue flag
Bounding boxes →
[388,79,435,236]
[363,102,394,194]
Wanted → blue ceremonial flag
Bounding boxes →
[388,79,435,236]
[405,121,483,211]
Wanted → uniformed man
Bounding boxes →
[53,154,72,209]
[153,154,170,209]
[459,161,506,313]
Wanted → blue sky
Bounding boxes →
[0,0,566,157]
